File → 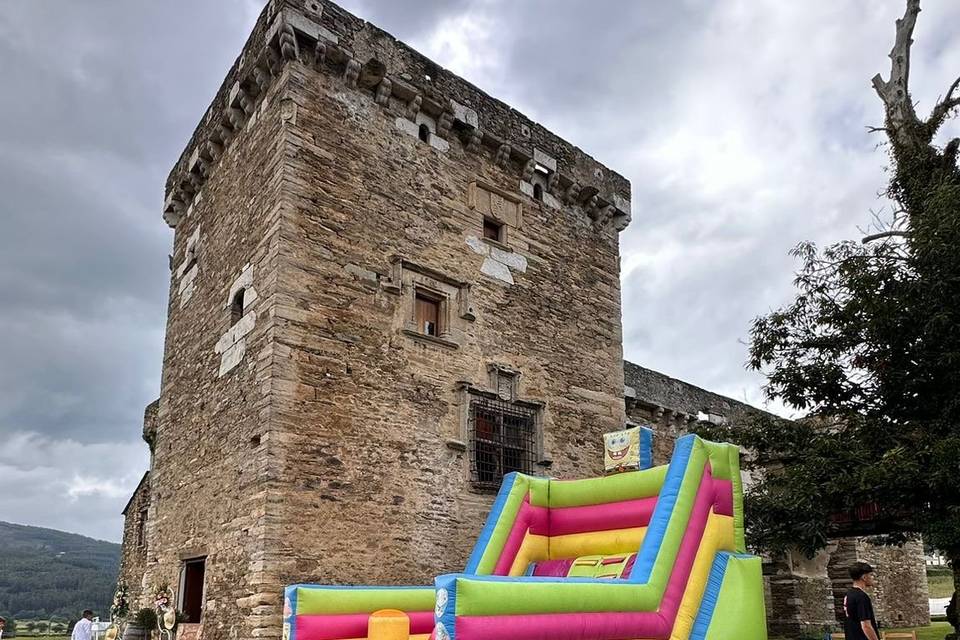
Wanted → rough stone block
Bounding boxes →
[218,339,246,377]
[488,246,527,273]
[344,263,378,283]
[613,194,632,215]
[215,312,257,353]
[395,117,419,138]
[465,235,489,256]
[480,258,514,285]
[450,100,479,128]
[543,192,563,210]
[533,148,557,172]
[428,135,449,153]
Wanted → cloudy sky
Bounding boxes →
[1,0,958,543]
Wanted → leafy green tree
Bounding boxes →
[696,0,960,631]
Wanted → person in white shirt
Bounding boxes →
[0,615,7,640]
[71,611,94,640]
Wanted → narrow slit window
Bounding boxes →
[483,217,503,242]
[418,123,431,143]
[136,509,148,548]
[415,293,440,337]
[532,164,551,203]
[230,289,245,325]
[185,247,198,272]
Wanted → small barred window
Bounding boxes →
[469,396,537,488]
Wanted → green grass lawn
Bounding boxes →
[928,571,954,598]
[887,621,951,640]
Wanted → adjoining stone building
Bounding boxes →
[620,362,930,636]
[116,2,927,639]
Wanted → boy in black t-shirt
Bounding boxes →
[843,561,879,640]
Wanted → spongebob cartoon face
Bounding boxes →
[604,427,641,473]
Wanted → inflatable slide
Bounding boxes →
[283,432,767,640]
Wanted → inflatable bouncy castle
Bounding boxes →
[283,432,767,640]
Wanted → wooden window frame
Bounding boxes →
[414,290,442,337]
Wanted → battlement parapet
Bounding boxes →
[163,0,632,233]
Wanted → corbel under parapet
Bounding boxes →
[162,3,633,235]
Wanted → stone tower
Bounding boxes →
[122,2,633,640]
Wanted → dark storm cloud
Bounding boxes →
[0,0,265,539]
[1,0,959,540]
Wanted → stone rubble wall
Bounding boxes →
[623,361,761,465]
[118,472,151,609]
[846,539,929,628]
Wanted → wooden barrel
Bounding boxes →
[122,624,148,640]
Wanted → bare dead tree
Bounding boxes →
[872,0,960,158]
[871,3,960,632]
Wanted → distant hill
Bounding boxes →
[0,521,120,620]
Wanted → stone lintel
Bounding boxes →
[450,99,479,129]
[533,148,557,172]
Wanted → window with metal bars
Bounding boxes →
[469,396,537,488]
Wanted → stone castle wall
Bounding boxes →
[143,30,291,640]
[140,2,633,640]
[623,361,759,464]
[269,41,628,592]
[118,471,151,606]
[829,538,929,629]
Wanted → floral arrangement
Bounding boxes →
[111,581,130,621]
[153,584,182,638]
[153,585,172,611]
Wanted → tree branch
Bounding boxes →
[927,75,960,132]
[946,75,960,104]
[873,0,922,141]
[862,230,911,244]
